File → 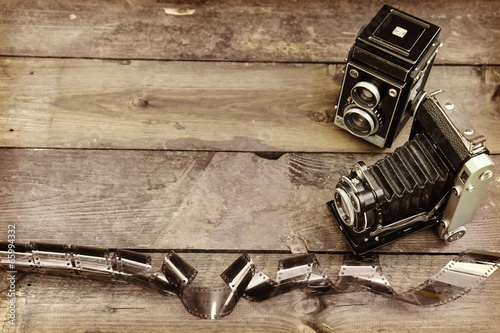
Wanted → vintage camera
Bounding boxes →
[334,5,441,148]
[327,90,495,254]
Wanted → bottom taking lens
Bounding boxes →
[343,105,380,137]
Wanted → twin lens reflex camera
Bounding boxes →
[333,5,441,148]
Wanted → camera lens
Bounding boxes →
[352,113,369,129]
[360,89,374,102]
[351,81,381,108]
[334,188,355,227]
[343,105,380,137]
[332,173,376,233]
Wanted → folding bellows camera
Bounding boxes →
[328,90,495,254]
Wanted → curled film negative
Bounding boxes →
[1,242,499,319]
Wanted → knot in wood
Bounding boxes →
[132,98,149,108]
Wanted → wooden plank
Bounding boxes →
[1,58,499,153]
[0,0,499,64]
[1,253,499,332]
[0,149,498,253]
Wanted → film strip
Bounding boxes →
[1,243,499,319]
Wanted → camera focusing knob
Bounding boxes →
[452,186,461,196]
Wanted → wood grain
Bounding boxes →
[0,253,498,332]
[1,1,499,330]
[0,149,498,253]
[1,58,499,153]
[0,0,499,64]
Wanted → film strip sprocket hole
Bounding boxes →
[1,243,499,319]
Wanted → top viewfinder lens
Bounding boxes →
[351,81,381,108]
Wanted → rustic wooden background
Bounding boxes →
[0,0,499,332]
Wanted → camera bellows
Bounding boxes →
[370,133,449,222]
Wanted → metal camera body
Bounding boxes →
[334,5,441,148]
[327,90,495,255]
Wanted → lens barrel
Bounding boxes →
[351,81,381,108]
[334,187,355,227]
[343,105,380,137]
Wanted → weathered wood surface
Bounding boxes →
[0,253,499,333]
[0,0,499,64]
[0,0,499,331]
[1,58,499,153]
[1,149,498,253]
